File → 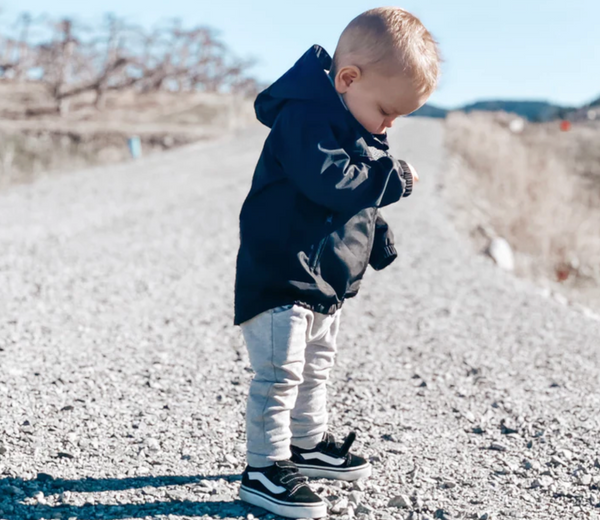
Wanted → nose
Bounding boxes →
[384,119,393,128]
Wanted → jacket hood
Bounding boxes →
[254,45,341,128]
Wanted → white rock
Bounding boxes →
[331,497,349,514]
[553,292,569,306]
[582,307,600,321]
[532,475,553,488]
[388,494,412,508]
[413,495,424,509]
[352,480,366,491]
[348,491,362,506]
[224,453,238,464]
[509,118,525,133]
[557,449,573,460]
[487,237,514,271]
[145,438,160,451]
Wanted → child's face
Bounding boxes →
[334,67,429,134]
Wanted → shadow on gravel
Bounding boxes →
[0,473,265,519]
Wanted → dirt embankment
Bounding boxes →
[0,81,255,188]
[443,111,600,313]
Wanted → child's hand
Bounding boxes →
[407,162,419,183]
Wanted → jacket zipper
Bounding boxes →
[310,214,333,270]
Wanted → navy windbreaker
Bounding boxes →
[233,44,413,326]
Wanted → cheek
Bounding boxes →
[360,110,383,132]
[344,94,381,131]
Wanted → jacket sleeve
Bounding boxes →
[270,102,410,214]
[368,211,398,271]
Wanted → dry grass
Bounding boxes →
[0,129,203,187]
[444,111,600,310]
[0,81,255,188]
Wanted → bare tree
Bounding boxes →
[13,13,32,81]
[0,11,261,115]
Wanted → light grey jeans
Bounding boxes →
[240,303,342,468]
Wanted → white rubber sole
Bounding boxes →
[296,462,372,481]
[239,485,327,519]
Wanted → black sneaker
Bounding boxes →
[239,460,327,519]
[290,431,371,481]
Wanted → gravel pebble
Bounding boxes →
[331,497,349,514]
[389,494,412,508]
[0,120,599,520]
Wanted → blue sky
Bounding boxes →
[2,0,599,109]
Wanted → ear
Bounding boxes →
[334,65,361,93]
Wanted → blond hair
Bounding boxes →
[331,7,441,96]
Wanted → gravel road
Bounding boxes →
[1,118,600,520]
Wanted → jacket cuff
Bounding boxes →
[370,244,398,271]
[399,160,413,197]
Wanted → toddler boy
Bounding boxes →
[233,7,440,518]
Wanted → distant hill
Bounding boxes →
[460,100,572,122]
[411,103,448,118]
[411,97,600,122]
